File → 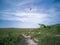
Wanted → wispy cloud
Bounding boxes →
[0,0,60,28]
[0,11,48,23]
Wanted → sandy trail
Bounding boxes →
[22,34,38,45]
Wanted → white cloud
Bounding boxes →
[1,5,59,24]
[0,11,48,24]
[17,1,32,6]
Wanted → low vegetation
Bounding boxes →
[0,24,60,45]
[32,24,60,45]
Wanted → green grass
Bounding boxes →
[0,24,60,45]
[0,28,31,45]
[32,24,60,45]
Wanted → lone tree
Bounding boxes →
[39,24,46,28]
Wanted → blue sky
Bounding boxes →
[0,0,60,28]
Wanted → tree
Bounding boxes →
[39,24,46,28]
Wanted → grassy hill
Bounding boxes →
[0,24,60,45]
[32,24,60,45]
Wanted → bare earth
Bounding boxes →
[22,34,38,45]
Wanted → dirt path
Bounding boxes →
[22,34,38,45]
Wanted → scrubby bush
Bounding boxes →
[32,24,60,45]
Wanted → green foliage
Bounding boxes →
[32,24,60,45]
[0,24,60,45]
[0,28,31,45]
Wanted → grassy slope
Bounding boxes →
[32,24,60,45]
[0,24,60,45]
[0,28,34,45]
